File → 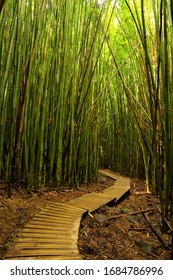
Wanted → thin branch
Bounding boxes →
[108,207,155,220]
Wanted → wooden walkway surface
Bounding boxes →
[4,170,130,260]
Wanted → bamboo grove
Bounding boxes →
[0,0,113,191]
[0,1,173,232]
[100,0,173,245]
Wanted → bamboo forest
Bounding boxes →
[0,0,173,260]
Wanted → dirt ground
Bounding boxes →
[0,172,172,260]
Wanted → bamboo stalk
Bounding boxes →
[141,206,169,248]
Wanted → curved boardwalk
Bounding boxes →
[4,170,130,260]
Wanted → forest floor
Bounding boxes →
[0,171,172,260]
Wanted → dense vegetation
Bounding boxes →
[0,0,173,248]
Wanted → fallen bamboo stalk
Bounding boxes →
[108,208,155,220]
[134,191,152,195]
[155,204,172,232]
[141,207,169,248]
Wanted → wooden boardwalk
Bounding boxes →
[4,170,130,260]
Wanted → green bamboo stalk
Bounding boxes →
[0,0,5,14]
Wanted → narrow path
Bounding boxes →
[4,170,130,260]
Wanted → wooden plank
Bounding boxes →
[26,220,75,227]
[31,216,78,223]
[16,233,77,239]
[33,214,80,221]
[24,224,76,230]
[5,255,81,260]
[6,249,79,257]
[13,238,76,243]
[13,243,78,249]
[36,211,79,218]
[28,219,81,227]
[21,228,77,234]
